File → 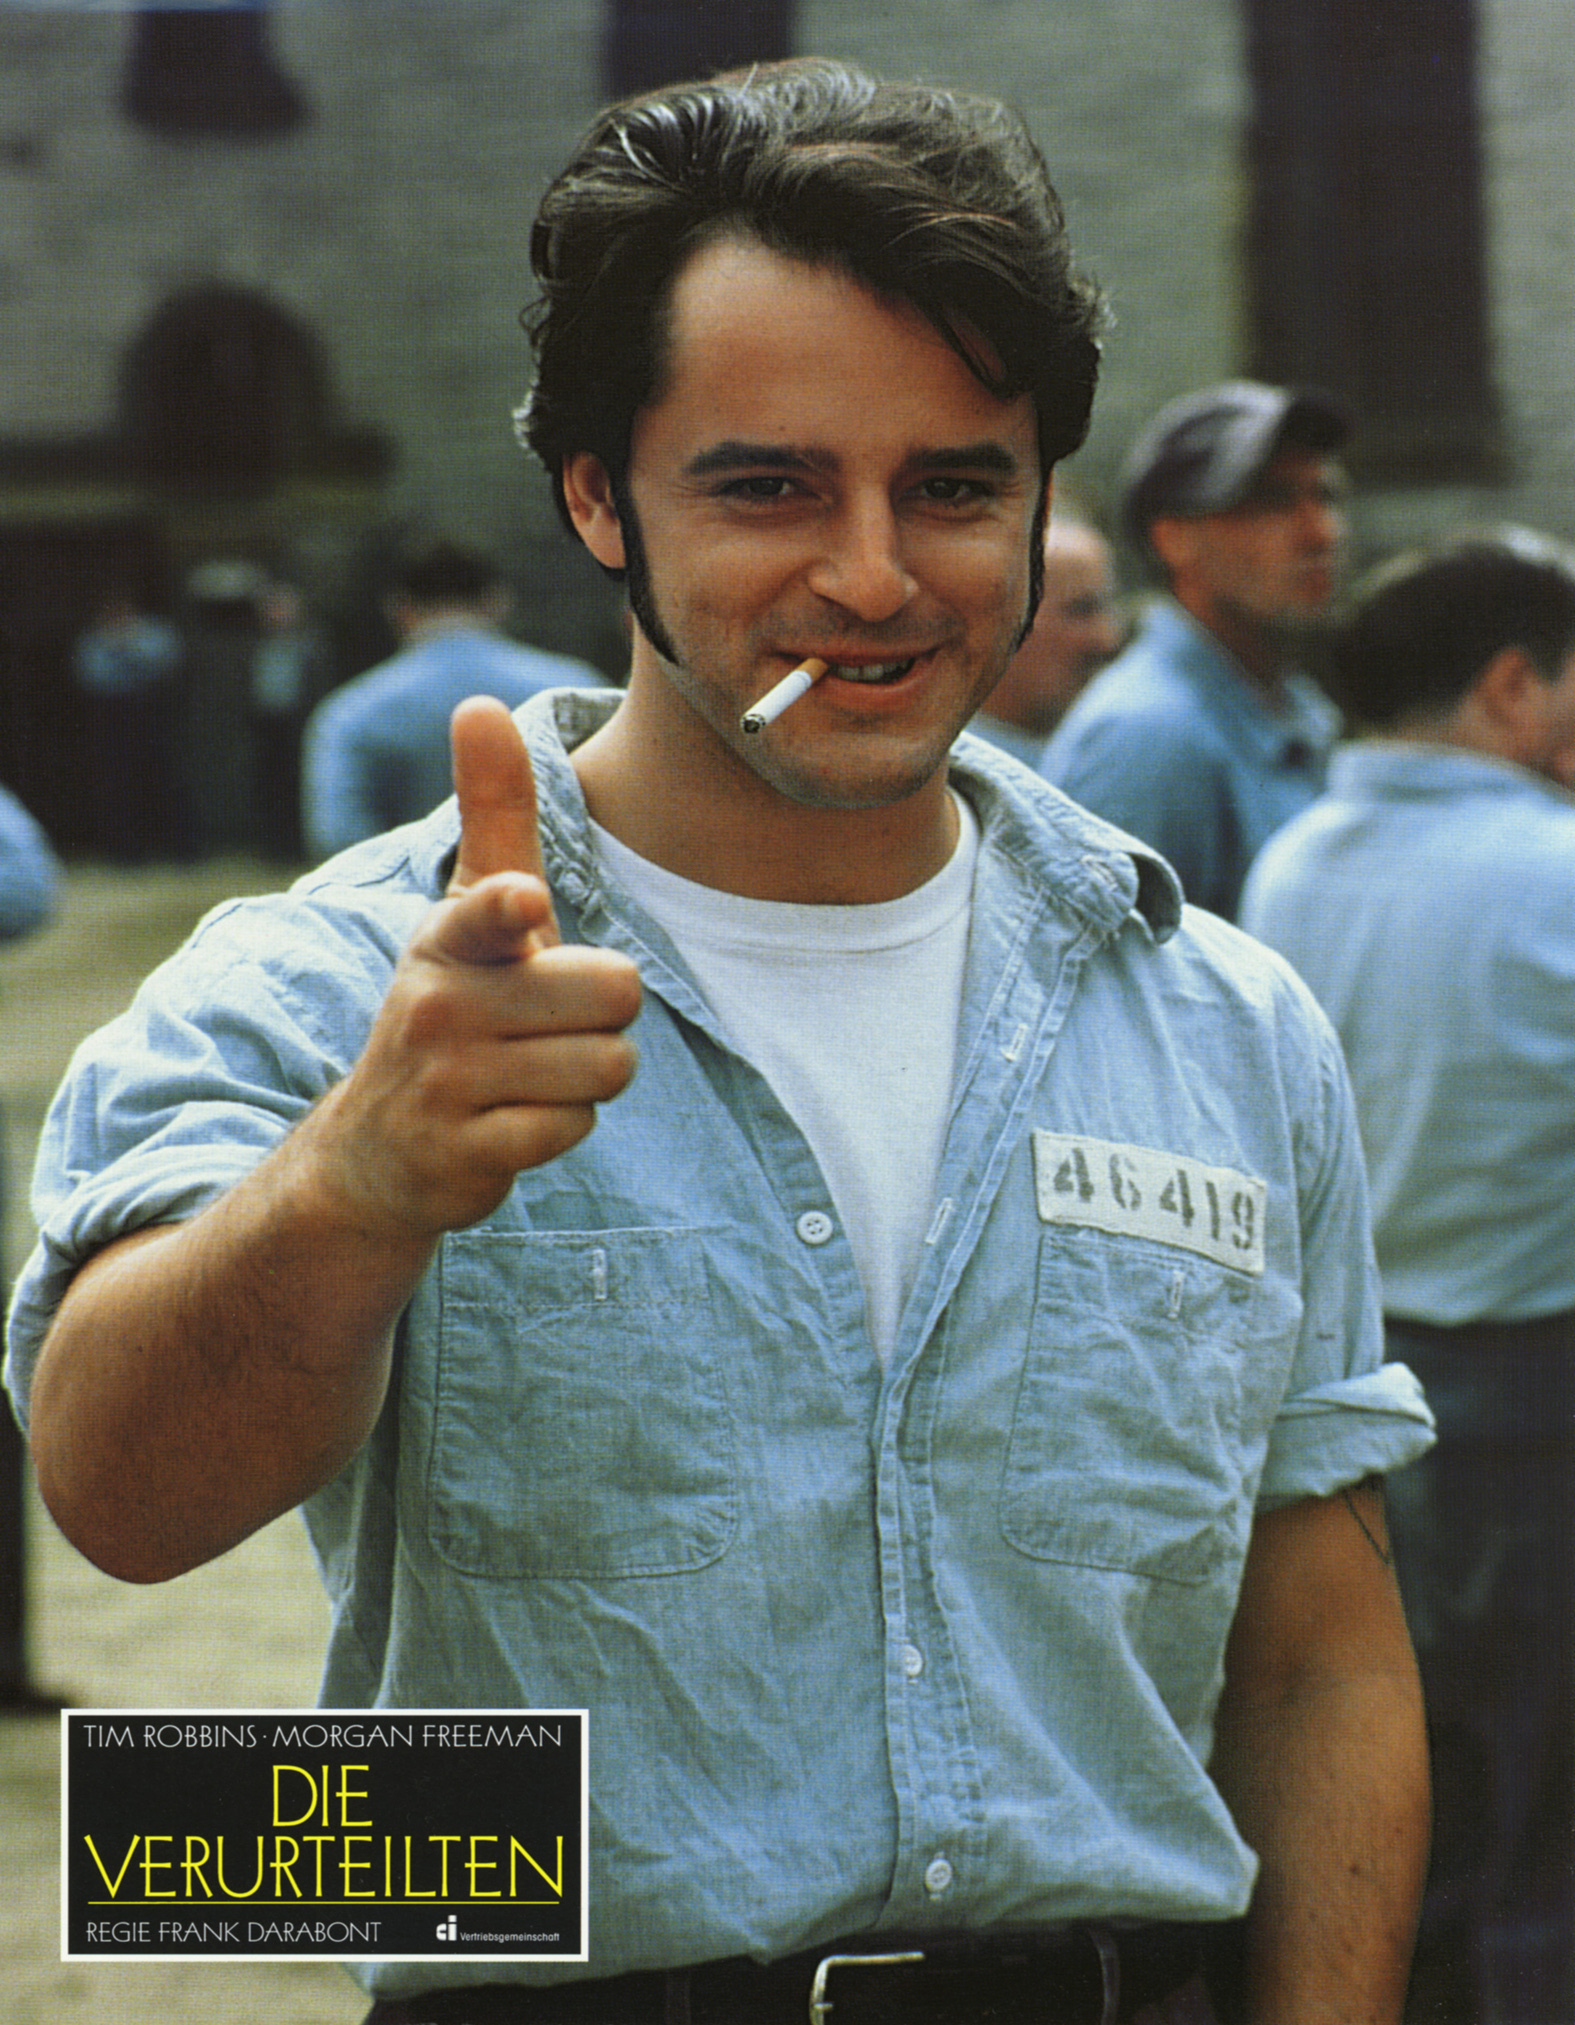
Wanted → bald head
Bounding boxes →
[983,520,1122,739]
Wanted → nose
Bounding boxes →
[804,496,917,622]
[1297,491,1345,555]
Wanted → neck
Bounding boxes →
[1174,592,1287,692]
[1402,698,1530,772]
[570,670,960,905]
[403,612,494,647]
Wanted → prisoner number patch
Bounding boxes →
[1032,1131,1267,1276]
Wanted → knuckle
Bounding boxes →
[396,977,462,1052]
[575,949,642,1025]
[608,962,643,1026]
[604,1035,639,1091]
[528,1105,598,1167]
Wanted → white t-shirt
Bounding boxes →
[590,798,978,1360]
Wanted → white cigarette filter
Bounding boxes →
[740,658,829,734]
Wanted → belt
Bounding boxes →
[363,1921,1227,2025]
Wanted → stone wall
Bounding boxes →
[1,0,1570,668]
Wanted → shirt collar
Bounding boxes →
[1328,738,1575,809]
[966,712,1046,769]
[1145,598,1342,766]
[416,688,1183,945]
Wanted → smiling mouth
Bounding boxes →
[823,657,918,685]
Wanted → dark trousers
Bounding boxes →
[0,1110,28,1695]
[1386,1312,1575,2025]
[85,686,189,862]
[362,1922,1236,2025]
[0,1403,28,1693]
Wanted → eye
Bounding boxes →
[906,471,996,506]
[916,475,992,505]
[716,474,802,503]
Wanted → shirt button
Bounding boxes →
[923,1854,954,1897]
[901,1643,925,1680]
[796,1210,835,1246]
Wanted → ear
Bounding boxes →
[1473,644,1542,729]
[561,453,627,572]
[1146,515,1198,578]
[1459,643,1557,765]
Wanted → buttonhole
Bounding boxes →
[924,1198,955,1248]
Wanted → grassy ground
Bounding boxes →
[1,859,365,2025]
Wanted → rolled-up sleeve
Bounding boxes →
[4,883,410,1430]
[1258,978,1435,1505]
[1259,1364,1434,1506]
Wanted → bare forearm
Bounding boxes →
[1211,1485,1430,2025]
[29,704,641,1585]
[1212,1665,1429,2025]
[29,1087,437,1583]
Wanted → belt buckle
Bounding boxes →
[808,1949,926,2024]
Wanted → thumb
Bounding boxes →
[447,697,560,944]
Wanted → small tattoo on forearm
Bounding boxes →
[1342,1483,1394,1568]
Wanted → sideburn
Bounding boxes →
[1015,481,1052,651]
[611,475,683,668]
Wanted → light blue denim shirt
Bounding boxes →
[1039,598,1340,920]
[964,711,1046,770]
[301,626,607,858]
[1243,742,1575,1326]
[7,691,1430,1999]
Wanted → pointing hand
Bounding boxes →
[445,692,562,946]
[317,698,642,1239]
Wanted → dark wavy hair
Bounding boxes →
[516,60,1104,538]
[1331,530,1575,729]
[390,535,502,608]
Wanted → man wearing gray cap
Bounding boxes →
[1040,381,1348,919]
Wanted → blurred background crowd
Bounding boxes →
[1,0,1571,869]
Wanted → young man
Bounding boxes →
[8,63,1430,2025]
[1242,532,1575,2025]
[1040,382,1348,919]
[968,515,1123,765]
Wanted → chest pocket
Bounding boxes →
[424,1227,737,1580]
[1001,1228,1268,1585]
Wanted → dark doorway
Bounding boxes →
[0,518,173,855]
[121,2,308,139]
[1243,0,1502,483]
[121,283,338,498]
[602,0,797,97]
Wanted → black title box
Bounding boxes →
[62,1708,586,1961]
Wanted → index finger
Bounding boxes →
[447,697,559,945]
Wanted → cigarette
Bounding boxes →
[741,658,829,734]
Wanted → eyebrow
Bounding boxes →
[684,438,1027,480]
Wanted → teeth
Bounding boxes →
[830,659,914,683]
